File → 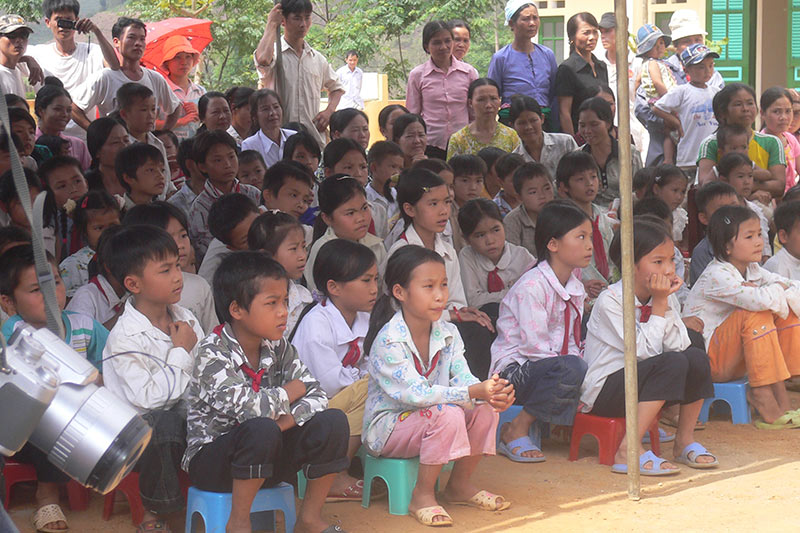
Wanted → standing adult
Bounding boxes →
[336,50,364,110]
[555,12,608,138]
[254,0,344,149]
[160,36,205,140]
[450,20,472,62]
[488,1,558,130]
[405,20,478,160]
[225,86,255,146]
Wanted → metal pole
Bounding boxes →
[614,1,640,500]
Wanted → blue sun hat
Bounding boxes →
[636,24,671,57]
[679,43,719,67]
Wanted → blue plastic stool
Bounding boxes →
[698,379,751,425]
[495,405,551,448]
[361,454,453,516]
[495,405,523,446]
[185,483,296,533]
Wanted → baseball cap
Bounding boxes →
[635,24,671,57]
[679,43,719,67]
[599,13,616,30]
[0,15,33,36]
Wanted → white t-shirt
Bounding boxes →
[0,62,31,98]
[72,67,181,120]
[654,83,720,167]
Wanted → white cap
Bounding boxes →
[504,0,535,26]
[669,9,707,42]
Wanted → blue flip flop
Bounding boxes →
[674,442,718,469]
[497,435,546,463]
[611,450,680,476]
[642,427,675,444]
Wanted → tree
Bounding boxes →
[0,1,44,23]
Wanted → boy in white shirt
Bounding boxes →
[118,82,174,182]
[102,225,204,531]
[0,15,40,98]
[765,201,800,278]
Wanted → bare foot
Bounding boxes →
[226,517,251,533]
[499,422,544,459]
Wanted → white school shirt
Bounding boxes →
[240,128,297,169]
[66,274,126,325]
[459,242,534,308]
[304,226,387,293]
[128,132,174,182]
[673,245,689,306]
[384,217,454,251]
[366,182,398,223]
[745,199,772,258]
[490,260,586,376]
[683,259,800,349]
[336,65,364,110]
[197,238,230,286]
[387,223,467,309]
[369,200,389,240]
[287,281,313,336]
[293,301,369,397]
[178,272,218,335]
[764,247,800,279]
[0,62,33,98]
[581,281,690,412]
[102,299,204,413]
[72,67,181,122]
[653,83,720,167]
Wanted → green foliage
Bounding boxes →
[0,1,44,22]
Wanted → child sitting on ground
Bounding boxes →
[492,152,524,216]
[583,218,718,474]
[448,154,487,252]
[59,190,121,298]
[154,129,182,189]
[644,165,689,245]
[237,149,268,188]
[283,131,322,174]
[116,142,168,210]
[183,251,350,533]
[103,225,205,531]
[555,151,615,302]
[491,201,591,463]
[684,205,800,428]
[262,160,316,222]
[198,193,261,285]
[247,211,312,334]
[503,162,555,256]
[167,138,203,217]
[294,239,378,502]
[363,245,514,527]
[458,198,534,317]
[367,140,404,225]
[690,181,740,285]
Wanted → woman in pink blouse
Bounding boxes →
[34,83,91,170]
[405,20,478,160]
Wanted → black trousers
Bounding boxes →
[134,406,187,515]
[590,348,714,418]
[424,145,448,160]
[14,444,70,484]
[188,409,350,493]
[455,320,496,380]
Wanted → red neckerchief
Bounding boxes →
[487,267,504,293]
[368,219,376,236]
[592,215,610,279]
[399,231,408,242]
[412,349,441,379]
[240,364,265,392]
[560,299,583,355]
[89,276,123,314]
[639,304,652,323]
[341,338,361,367]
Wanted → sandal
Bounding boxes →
[755,411,800,430]
[32,504,69,533]
[642,427,675,444]
[611,450,680,477]
[136,520,171,532]
[326,479,363,502]
[411,505,453,527]
[660,414,705,430]
[442,489,511,512]
[674,442,719,469]
[321,526,347,533]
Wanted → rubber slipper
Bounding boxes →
[32,503,68,533]
[660,415,705,430]
[674,442,718,469]
[410,505,453,527]
[326,479,363,502]
[497,435,546,463]
[755,411,800,430]
[441,489,511,511]
[136,520,171,532]
[642,427,675,444]
[321,526,346,533]
[611,450,680,476]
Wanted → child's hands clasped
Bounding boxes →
[584,279,607,299]
[169,321,197,352]
[469,374,516,411]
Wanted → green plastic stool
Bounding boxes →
[361,454,453,516]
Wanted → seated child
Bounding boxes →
[0,166,58,256]
[448,154,488,252]
[247,211,312,334]
[237,149,267,188]
[117,82,174,184]
[116,142,168,210]
[294,239,378,501]
[684,205,800,427]
[154,129,182,189]
[188,130,260,258]
[102,225,205,529]
[168,137,204,217]
[583,218,717,474]
[305,176,386,292]
[262,160,315,222]
[37,155,88,255]
[8,107,39,170]
[283,131,322,174]
[653,44,721,171]
[491,201,591,463]
[458,199,534,315]
[503,162,555,256]
[59,190,121,297]
[477,146,507,200]
[633,167,658,201]
[0,244,108,533]
[555,151,615,301]
[123,202,219,333]
[363,245,514,527]
[0,225,31,323]
[765,200,800,278]
[66,225,127,329]
[492,152,524,217]
[717,152,772,261]
[183,251,349,533]
[198,192,261,285]
[690,181,739,285]
[644,164,689,244]
[367,140,404,225]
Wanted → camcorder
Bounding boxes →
[56,19,76,30]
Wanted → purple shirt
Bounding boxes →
[488,43,558,109]
[36,127,91,171]
[405,57,479,151]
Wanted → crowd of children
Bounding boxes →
[1,1,800,532]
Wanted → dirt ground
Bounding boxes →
[7,392,800,533]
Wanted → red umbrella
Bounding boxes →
[141,17,213,73]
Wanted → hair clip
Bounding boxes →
[421,186,431,193]
[724,216,732,224]
[654,174,663,182]
[64,198,77,215]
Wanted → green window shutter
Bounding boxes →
[706,0,754,84]
[538,16,565,61]
[789,0,800,87]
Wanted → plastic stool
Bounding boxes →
[3,460,36,509]
[360,455,452,516]
[297,447,368,500]
[698,379,751,424]
[103,470,190,526]
[495,405,523,446]
[65,480,90,511]
[185,483,296,533]
[569,413,661,465]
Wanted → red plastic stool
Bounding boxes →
[3,460,37,509]
[103,470,190,526]
[66,480,90,511]
[569,413,661,465]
